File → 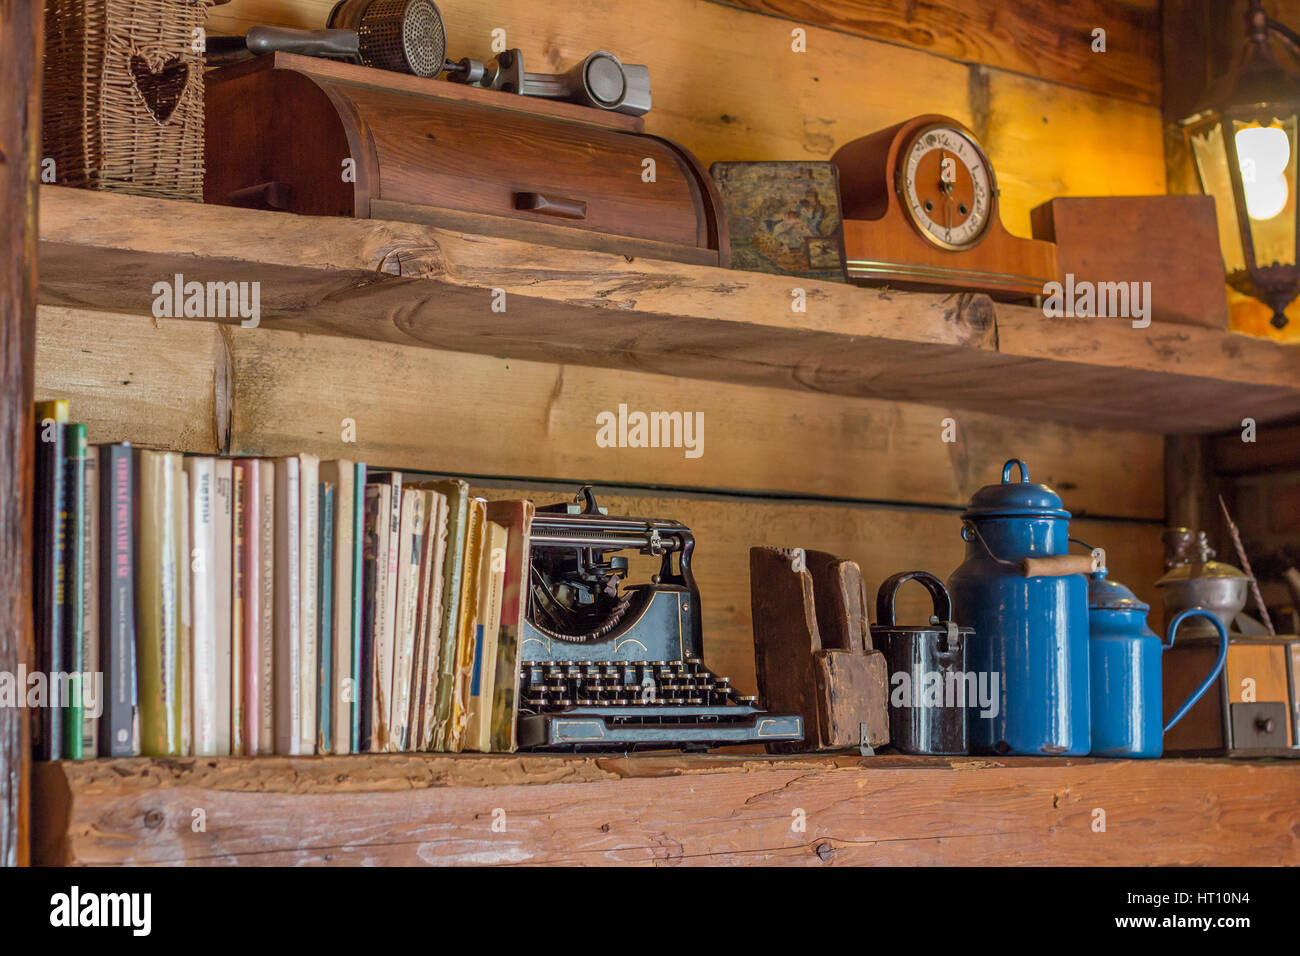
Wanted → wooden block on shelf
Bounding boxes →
[1030,196,1229,329]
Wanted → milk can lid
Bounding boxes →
[962,459,1071,520]
[1088,568,1149,612]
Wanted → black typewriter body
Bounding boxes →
[517,487,803,751]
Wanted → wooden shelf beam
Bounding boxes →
[38,187,1300,435]
[33,753,1300,866]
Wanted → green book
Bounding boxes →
[62,423,88,759]
[350,462,366,754]
[423,479,470,751]
[318,482,335,755]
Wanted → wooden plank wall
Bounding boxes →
[33,1,1171,700]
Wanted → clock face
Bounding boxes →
[898,125,995,250]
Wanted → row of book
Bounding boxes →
[32,400,533,758]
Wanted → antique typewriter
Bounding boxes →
[517,487,803,751]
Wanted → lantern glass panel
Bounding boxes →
[1233,116,1298,269]
[1190,119,1247,272]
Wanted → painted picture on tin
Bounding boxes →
[710,161,846,282]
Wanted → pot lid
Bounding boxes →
[962,458,1071,519]
[1155,559,1248,586]
[1088,569,1149,612]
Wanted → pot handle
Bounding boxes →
[962,521,1102,577]
[876,570,953,628]
[1162,608,1229,734]
[1002,458,1030,483]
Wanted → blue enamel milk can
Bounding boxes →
[1087,568,1228,757]
[947,459,1092,755]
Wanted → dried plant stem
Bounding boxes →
[1219,495,1275,635]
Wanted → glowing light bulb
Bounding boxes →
[1236,125,1291,220]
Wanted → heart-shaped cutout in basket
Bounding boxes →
[129,53,190,125]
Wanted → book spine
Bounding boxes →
[419,494,448,751]
[186,458,218,756]
[372,483,393,751]
[360,484,380,751]
[137,451,182,756]
[62,424,87,759]
[98,444,138,757]
[177,464,192,756]
[81,449,99,756]
[212,460,233,754]
[34,401,67,760]
[432,483,469,752]
[274,458,301,755]
[487,499,533,753]
[231,465,246,756]
[449,500,486,752]
[298,455,319,754]
[330,464,353,755]
[257,461,275,754]
[351,463,366,754]
[240,460,261,755]
[317,482,334,755]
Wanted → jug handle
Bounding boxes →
[1162,608,1229,734]
[1002,458,1030,483]
[875,570,954,629]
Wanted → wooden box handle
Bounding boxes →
[515,191,587,219]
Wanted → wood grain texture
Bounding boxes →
[34,309,1167,519]
[712,0,1162,105]
[34,308,225,454]
[38,188,1300,433]
[205,0,1167,236]
[0,0,39,869]
[33,753,1300,865]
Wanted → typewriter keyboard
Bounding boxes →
[520,659,758,711]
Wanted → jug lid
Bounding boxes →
[1088,568,1149,612]
[962,458,1071,520]
[1155,559,1248,586]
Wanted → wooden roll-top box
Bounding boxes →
[205,52,728,266]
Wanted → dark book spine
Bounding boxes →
[359,485,379,752]
[98,444,137,756]
[34,417,65,760]
[62,424,88,759]
[318,482,334,754]
[351,463,366,754]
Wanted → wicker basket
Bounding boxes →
[43,0,226,201]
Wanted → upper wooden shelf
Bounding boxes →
[37,186,1300,433]
[33,753,1300,866]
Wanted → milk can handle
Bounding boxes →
[1002,458,1030,483]
[875,570,953,627]
[1162,608,1229,734]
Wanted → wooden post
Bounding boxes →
[0,0,41,868]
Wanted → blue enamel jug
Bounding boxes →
[947,459,1092,755]
[1087,569,1228,757]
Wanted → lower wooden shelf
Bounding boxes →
[32,753,1300,866]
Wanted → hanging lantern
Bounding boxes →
[1182,0,1300,328]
